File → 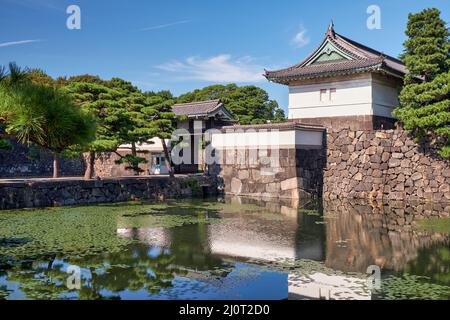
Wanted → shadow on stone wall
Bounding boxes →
[0,138,85,178]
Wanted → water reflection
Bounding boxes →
[0,197,449,300]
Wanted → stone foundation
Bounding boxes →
[0,175,221,210]
[214,147,325,200]
[296,115,395,131]
[324,128,450,202]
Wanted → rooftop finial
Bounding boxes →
[327,20,335,37]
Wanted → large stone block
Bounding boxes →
[280,177,298,191]
[230,178,243,194]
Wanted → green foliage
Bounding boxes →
[0,201,227,262]
[180,178,202,195]
[114,154,147,173]
[26,145,40,160]
[393,8,450,157]
[375,274,450,300]
[142,92,177,140]
[63,77,170,174]
[0,63,96,160]
[27,69,56,87]
[141,91,178,176]
[0,138,12,150]
[177,84,285,124]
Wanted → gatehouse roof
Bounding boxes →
[265,23,407,84]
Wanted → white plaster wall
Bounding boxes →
[288,76,373,119]
[372,77,400,118]
[211,129,323,149]
[288,74,398,119]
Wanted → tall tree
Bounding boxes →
[63,76,129,178]
[142,92,177,177]
[63,76,155,178]
[107,78,154,174]
[393,8,450,158]
[177,84,285,124]
[0,63,96,177]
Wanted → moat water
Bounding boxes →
[0,197,449,300]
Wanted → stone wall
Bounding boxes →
[0,176,221,210]
[214,147,325,200]
[324,128,450,202]
[0,138,85,178]
[93,151,151,177]
[296,115,395,131]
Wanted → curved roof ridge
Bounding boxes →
[173,99,221,107]
[334,32,404,64]
[265,24,408,83]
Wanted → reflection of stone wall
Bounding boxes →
[324,199,450,273]
[324,128,450,202]
[216,148,325,199]
[0,176,220,210]
[0,138,85,178]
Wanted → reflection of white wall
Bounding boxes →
[117,228,170,247]
[210,239,297,261]
[288,273,371,300]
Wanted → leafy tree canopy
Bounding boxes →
[177,84,285,124]
[393,8,450,158]
[0,63,96,177]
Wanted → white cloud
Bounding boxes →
[291,26,310,48]
[0,39,42,48]
[139,20,191,32]
[156,54,266,83]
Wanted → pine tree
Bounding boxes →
[393,8,450,158]
[142,93,177,177]
[64,77,128,177]
[0,63,96,178]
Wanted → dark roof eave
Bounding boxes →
[265,63,407,85]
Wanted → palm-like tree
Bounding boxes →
[0,62,96,178]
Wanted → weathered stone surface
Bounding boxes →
[238,170,249,180]
[230,178,243,194]
[281,177,298,191]
[0,139,85,178]
[323,128,450,202]
[388,158,401,168]
[0,176,221,210]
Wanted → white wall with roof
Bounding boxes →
[288,74,401,120]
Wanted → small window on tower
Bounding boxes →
[329,88,337,101]
[320,89,327,102]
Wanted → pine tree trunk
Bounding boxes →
[52,152,59,178]
[161,138,174,178]
[84,151,95,180]
[131,142,139,176]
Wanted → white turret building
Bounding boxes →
[265,23,408,130]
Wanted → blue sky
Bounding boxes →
[0,0,448,112]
